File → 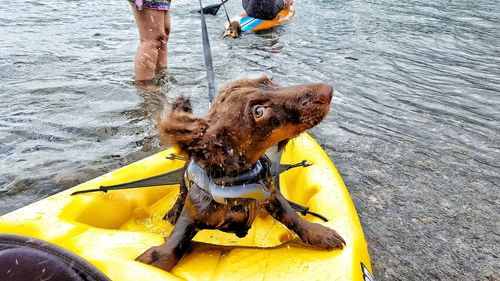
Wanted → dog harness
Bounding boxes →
[70,152,328,222]
[184,159,271,204]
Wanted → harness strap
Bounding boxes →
[212,161,263,185]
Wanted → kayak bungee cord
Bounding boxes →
[69,156,324,221]
[70,167,185,196]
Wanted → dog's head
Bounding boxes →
[223,21,242,38]
[159,76,333,175]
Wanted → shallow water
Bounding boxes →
[0,0,499,280]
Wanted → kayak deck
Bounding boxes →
[0,133,372,280]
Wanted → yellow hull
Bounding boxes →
[0,133,372,280]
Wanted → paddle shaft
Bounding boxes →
[198,0,217,103]
[200,0,230,15]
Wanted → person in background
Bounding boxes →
[129,0,171,83]
[242,0,292,20]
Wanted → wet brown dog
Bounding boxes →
[136,76,345,271]
[223,21,242,38]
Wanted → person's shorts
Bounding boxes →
[242,0,284,20]
[129,0,171,11]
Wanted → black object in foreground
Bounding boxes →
[199,0,230,15]
[0,234,110,281]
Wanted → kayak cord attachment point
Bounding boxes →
[279,160,312,174]
[166,153,187,161]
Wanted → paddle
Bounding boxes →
[199,0,230,15]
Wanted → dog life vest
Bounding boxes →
[184,159,271,204]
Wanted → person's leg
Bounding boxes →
[155,11,170,74]
[131,5,166,81]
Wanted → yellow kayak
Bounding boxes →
[0,133,372,280]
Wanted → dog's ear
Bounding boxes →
[232,21,242,37]
[201,127,241,172]
[158,96,202,149]
[158,110,209,153]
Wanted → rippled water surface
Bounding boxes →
[1,0,499,279]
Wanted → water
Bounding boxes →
[1,0,499,280]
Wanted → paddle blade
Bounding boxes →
[199,3,221,15]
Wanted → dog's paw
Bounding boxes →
[135,245,177,271]
[163,208,181,225]
[301,223,346,250]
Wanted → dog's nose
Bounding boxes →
[317,84,333,104]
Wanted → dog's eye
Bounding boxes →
[253,106,264,118]
[260,78,272,85]
[301,98,312,106]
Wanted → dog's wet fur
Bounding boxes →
[224,21,242,38]
[136,76,345,271]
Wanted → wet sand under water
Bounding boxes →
[0,0,499,280]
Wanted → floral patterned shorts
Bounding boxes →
[129,0,171,11]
